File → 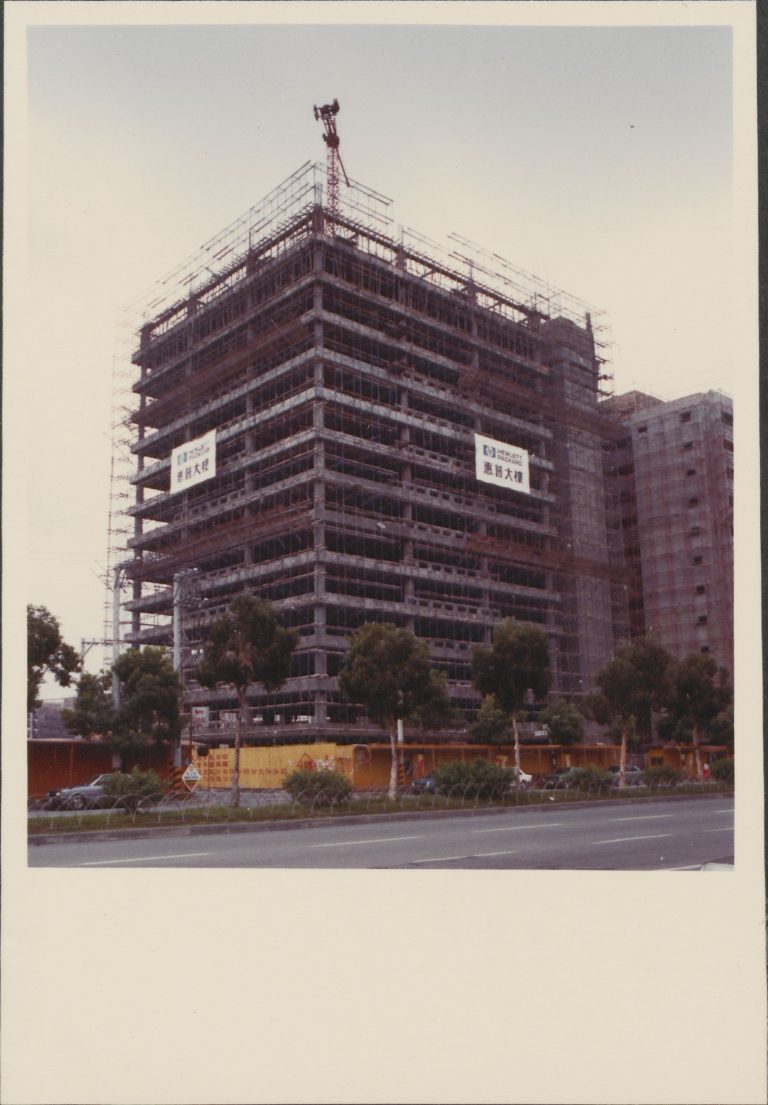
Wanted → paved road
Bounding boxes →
[29,797,734,869]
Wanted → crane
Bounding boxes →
[313,98,349,234]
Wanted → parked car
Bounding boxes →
[409,775,437,795]
[46,774,114,810]
[509,768,533,788]
[609,765,645,786]
[542,768,575,790]
[46,777,163,813]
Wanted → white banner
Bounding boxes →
[474,433,530,494]
[170,429,216,493]
[190,706,210,733]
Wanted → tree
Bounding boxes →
[666,654,732,779]
[591,636,673,787]
[62,648,181,764]
[708,702,734,751]
[111,647,182,753]
[539,701,585,746]
[471,619,551,795]
[337,622,452,800]
[709,757,734,787]
[27,604,80,712]
[196,596,298,807]
[468,694,509,744]
[61,671,113,738]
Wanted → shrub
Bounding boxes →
[97,768,164,810]
[282,768,352,806]
[643,764,681,788]
[101,767,163,799]
[433,758,513,798]
[563,765,613,793]
[710,757,734,786]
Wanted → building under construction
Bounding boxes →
[604,389,734,675]
[120,159,629,743]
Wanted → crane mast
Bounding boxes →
[313,98,349,235]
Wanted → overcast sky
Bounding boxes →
[11,3,756,693]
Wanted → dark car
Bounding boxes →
[542,768,575,790]
[46,774,126,811]
[409,775,437,795]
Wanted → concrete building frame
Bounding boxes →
[121,163,629,744]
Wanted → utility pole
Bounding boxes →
[172,568,199,672]
[112,564,127,707]
[80,637,113,664]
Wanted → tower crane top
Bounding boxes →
[313,97,349,187]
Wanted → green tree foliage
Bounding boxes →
[540,701,585,746]
[655,711,692,744]
[101,768,164,806]
[282,768,352,806]
[27,604,80,712]
[196,596,298,807]
[708,702,734,750]
[666,654,732,779]
[471,619,551,793]
[432,758,513,799]
[62,671,113,739]
[467,694,509,744]
[709,757,734,787]
[111,647,182,751]
[643,764,682,789]
[563,765,613,793]
[63,649,181,761]
[591,637,673,787]
[337,622,451,799]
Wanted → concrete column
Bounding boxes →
[313,605,327,727]
[312,395,327,727]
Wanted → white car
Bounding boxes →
[510,768,533,788]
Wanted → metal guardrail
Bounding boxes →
[27,777,730,833]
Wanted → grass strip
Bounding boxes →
[27,783,731,836]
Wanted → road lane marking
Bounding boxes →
[703,827,733,833]
[310,835,421,848]
[608,814,675,822]
[411,854,469,864]
[473,850,520,858]
[472,823,563,833]
[595,833,672,845]
[666,862,734,871]
[79,852,213,865]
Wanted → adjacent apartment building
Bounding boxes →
[121,163,629,743]
[603,389,734,675]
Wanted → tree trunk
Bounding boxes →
[692,723,703,780]
[231,691,245,808]
[512,713,521,798]
[388,719,398,801]
[618,724,628,788]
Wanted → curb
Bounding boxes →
[27,791,729,847]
